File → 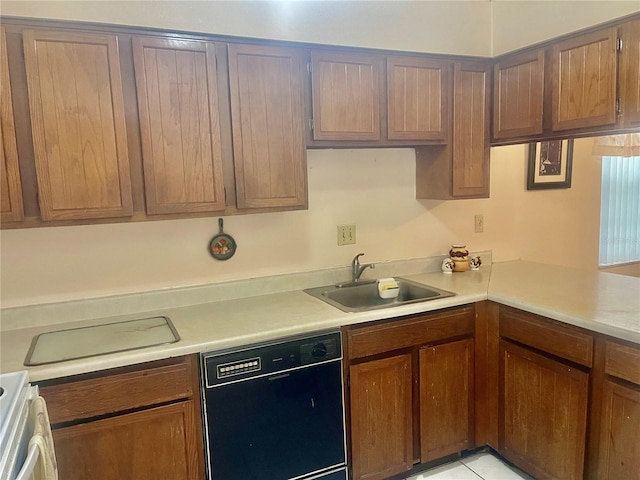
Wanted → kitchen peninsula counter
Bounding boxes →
[1,260,638,382]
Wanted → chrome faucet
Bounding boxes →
[351,253,375,283]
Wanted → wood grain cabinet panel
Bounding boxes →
[620,19,640,128]
[387,57,449,141]
[551,27,618,131]
[452,61,490,198]
[0,27,24,223]
[596,379,640,480]
[132,36,226,215]
[41,356,204,480]
[22,29,133,221]
[420,338,474,462]
[493,50,544,139]
[53,401,201,480]
[415,61,490,199]
[350,353,413,480]
[311,52,383,141]
[228,44,307,209]
[500,340,589,480]
[499,306,593,367]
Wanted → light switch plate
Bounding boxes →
[337,225,356,245]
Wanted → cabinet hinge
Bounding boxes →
[307,61,311,74]
[616,98,621,115]
[616,37,623,52]
[309,117,315,132]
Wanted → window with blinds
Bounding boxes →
[599,155,640,266]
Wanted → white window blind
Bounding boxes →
[599,155,640,266]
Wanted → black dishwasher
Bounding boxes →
[201,330,347,480]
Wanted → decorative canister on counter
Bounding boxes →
[469,256,482,270]
[449,244,469,272]
[441,258,454,274]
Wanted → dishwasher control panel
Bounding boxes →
[202,330,342,387]
[216,357,261,379]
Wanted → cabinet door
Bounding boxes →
[22,29,132,221]
[420,338,474,462]
[132,37,225,215]
[350,354,413,480]
[1,27,24,223]
[452,61,490,198]
[500,340,589,480]
[228,44,307,209]
[493,50,544,139]
[596,379,640,480]
[620,19,640,128]
[387,56,448,141]
[551,27,618,131]
[53,401,202,480]
[311,52,382,141]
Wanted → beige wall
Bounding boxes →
[2,1,637,56]
[0,2,620,307]
[0,0,492,56]
[491,1,640,55]
[0,140,602,307]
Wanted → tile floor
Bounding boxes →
[406,452,533,480]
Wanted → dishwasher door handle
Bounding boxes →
[268,373,290,381]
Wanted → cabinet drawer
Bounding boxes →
[499,307,593,367]
[347,306,474,360]
[605,341,640,385]
[40,357,194,425]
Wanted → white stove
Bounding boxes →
[0,371,37,480]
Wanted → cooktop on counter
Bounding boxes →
[24,316,180,366]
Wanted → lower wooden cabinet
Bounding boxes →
[499,340,589,480]
[53,401,200,480]
[344,306,475,480]
[38,356,204,480]
[350,354,413,480]
[596,379,640,479]
[420,338,474,462]
[589,339,640,480]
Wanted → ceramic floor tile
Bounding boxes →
[460,453,533,480]
[406,461,482,480]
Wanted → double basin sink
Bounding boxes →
[304,278,455,313]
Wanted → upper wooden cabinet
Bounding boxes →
[387,56,449,141]
[492,17,640,144]
[132,37,226,215]
[310,51,383,141]
[620,19,640,128]
[493,50,544,139]
[228,44,307,209]
[551,27,618,132]
[1,27,24,223]
[22,29,133,221]
[309,52,449,146]
[416,61,490,199]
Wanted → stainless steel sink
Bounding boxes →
[304,278,455,313]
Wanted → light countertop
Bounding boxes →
[1,259,638,382]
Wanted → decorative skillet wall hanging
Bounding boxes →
[209,218,237,260]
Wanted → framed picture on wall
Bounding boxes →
[527,139,574,190]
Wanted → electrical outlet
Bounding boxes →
[337,225,356,245]
[474,214,484,233]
